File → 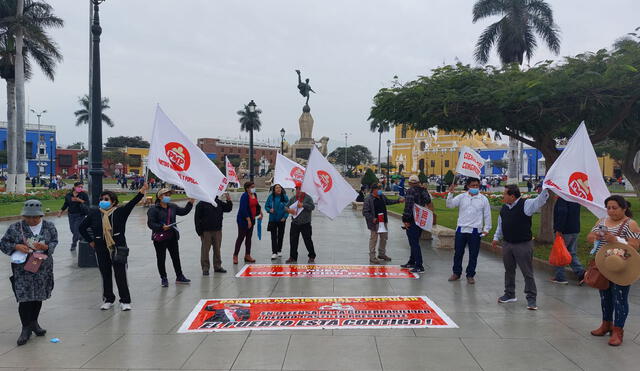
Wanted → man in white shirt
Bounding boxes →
[446,178,492,284]
[481,178,488,191]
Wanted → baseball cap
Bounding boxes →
[294,181,302,188]
[408,175,420,183]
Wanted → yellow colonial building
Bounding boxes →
[124,147,149,175]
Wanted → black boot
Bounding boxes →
[17,326,31,346]
[31,321,46,336]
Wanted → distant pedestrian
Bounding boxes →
[286,181,316,264]
[57,181,89,251]
[265,184,289,260]
[527,179,533,192]
[362,183,401,264]
[401,175,434,274]
[234,182,262,264]
[550,196,585,284]
[194,193,233,275]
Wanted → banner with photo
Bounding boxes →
[178,296,457,333]
[236,264,419,279]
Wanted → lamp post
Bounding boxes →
[280,128,285,154]
[248,100,256,182]
[341,133,351,174]
[386,140,391,191]
[30,108,46,182]
[49,136,54,178]
[89,0,106,205]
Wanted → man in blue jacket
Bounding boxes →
[551,196,585,284]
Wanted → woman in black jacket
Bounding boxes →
[79,182,148,311]
[147,188,195,287]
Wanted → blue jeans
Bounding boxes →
[600,284,630,327]
[553,233,585,281]
[453,228,481,277]
[406,224,423,268]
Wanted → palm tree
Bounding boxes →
[370,119,390,174]
[237,101,262,181]
[74,95,114,127]
[0,0,63,192]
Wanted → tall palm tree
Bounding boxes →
[0,0,63,192]
[370,119,390,174]
[237,102,262,181]
[74,94,114,127]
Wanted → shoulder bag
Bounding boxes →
[151,207,174,242]
[583,218,630,289]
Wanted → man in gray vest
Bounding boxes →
[492,185,549,310]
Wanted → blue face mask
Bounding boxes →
[98,200,111,210]
[162,196,171,203]
[469,188,480,195]
[377,190,383,196]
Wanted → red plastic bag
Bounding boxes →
[549,233,572,266]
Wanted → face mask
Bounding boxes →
[162,196,171,203]
[469,188,479,195]
[74,187,83,193]
[377,190,383,196]
[250,188,256,194]
[98,200,111,210]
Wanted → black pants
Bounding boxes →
[234,225,254,256]
[289,222,316,260]
[270,221,286,254]
[95,244,131,304]
[68,213,84,248]
[153,236,183,279]
[18,301,42,327]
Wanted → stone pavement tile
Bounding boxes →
[181,334,247,370]
[0,333,122,368]
[546,337,640,370]
[83,334,206,369]
[332,328,416,337]
[232,334,289,370]
[86,308,187,335]
[462,338,581,371]
[26,369,125,371]
[377,337,481,371]
[413,312,499,338]
[0,333,20,355]
[332,279,395,296]
[249,329,333,336]
[553,314,640,341]
[282,335,381,370]
[2,309,115,334]
[477,312,581,339]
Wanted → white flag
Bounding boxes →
[455,146,485,178]
[225,156,240,186]
[413,204,434,231]
[149,106,228,206]
[301,146,357,219]
[543,122,609,218]
[274,153,306,189]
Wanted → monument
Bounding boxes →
[287,69,329,161]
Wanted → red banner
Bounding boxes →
[236,264,419,279]
[178,296,457,333]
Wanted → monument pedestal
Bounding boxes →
[289,110,316,161]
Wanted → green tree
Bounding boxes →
[369,118,390,172]
[66,141,84,150]
[105,136,150,148]
[418,171,428,184]
[328,145,373,172]
[74,95,114,127]
[444,170,455,186]
[361,168,378,187]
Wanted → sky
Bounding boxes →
[3,0,639,158]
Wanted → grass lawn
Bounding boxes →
[388,197,639,266]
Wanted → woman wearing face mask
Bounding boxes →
[0,200,58,346]
[265,184,289,260]
[586,195,640,346]
[147,188,195,287]
[57,181,89,251]
[79,183,148,311]
[234,181,263,264]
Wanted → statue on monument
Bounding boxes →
[295,69,315,109]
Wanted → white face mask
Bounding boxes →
[250,188,256,194]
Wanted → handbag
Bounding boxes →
[111,245,129,265]
[152,207,174,242]
[549,233,572,266]
[24,252,47,273]
[583,218,630,289]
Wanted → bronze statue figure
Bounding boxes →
[295,69,315,107]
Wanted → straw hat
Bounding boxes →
[408,175,420,184]
[595,241,640,286]
[156,188,172,199]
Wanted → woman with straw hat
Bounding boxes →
[586,195,640,346]
[0,200,58,346]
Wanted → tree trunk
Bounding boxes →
[620,139,640,198]
[377,131,381,173]
[536,142,560,244]
[5,80,16,192]
[507,136,518,183]
[14,0,26,193]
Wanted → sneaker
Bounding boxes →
[377,255,392,261]
[214,268,227,273]
[277,252,283,257]
[498,295,517,303]
[400,263,414,269]
[202,271,209,276]
[161,277,169,287]
[448,274,460,281]
[120,303,132,311]
[467,277,476,284]
[100,302,114,310]
[70,245,76,251]
[550,278,568,285]
[369,258,381,264]
[410,266,425,273]
[285,258,297,264]
[308,258,315,264]
[271,253,278,260]
[176,276,191,284]
[527,299,538,310]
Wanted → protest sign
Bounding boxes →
[413,204,434,231]
[236,264,419,279]
[455,146,485,178]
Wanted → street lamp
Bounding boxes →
[341,133,351,174]
[248,99,256,182]
[30,108,46,182]
[89,0,106,205]
[386,139,391,191]
[49,136,54,178]
[280,128,285,154]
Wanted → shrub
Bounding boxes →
[361,168,378,186]
[444,170,455,185]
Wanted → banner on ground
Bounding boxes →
[542,122,609,218]
[302,146,357,219]
[236,264,419,279]
[414,204,434,231]
[274,153,305,189]
[149,106,227,205]
[178,296,457,333]
[455,146,485,178]
[225,156,240,187]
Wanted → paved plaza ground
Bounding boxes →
[0,196,639,370]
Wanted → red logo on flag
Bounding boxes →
[228,168,237,178]
[290,167,305,182]
[568,172,593,201]
[165,142,191,172]
[317,170,333,193]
